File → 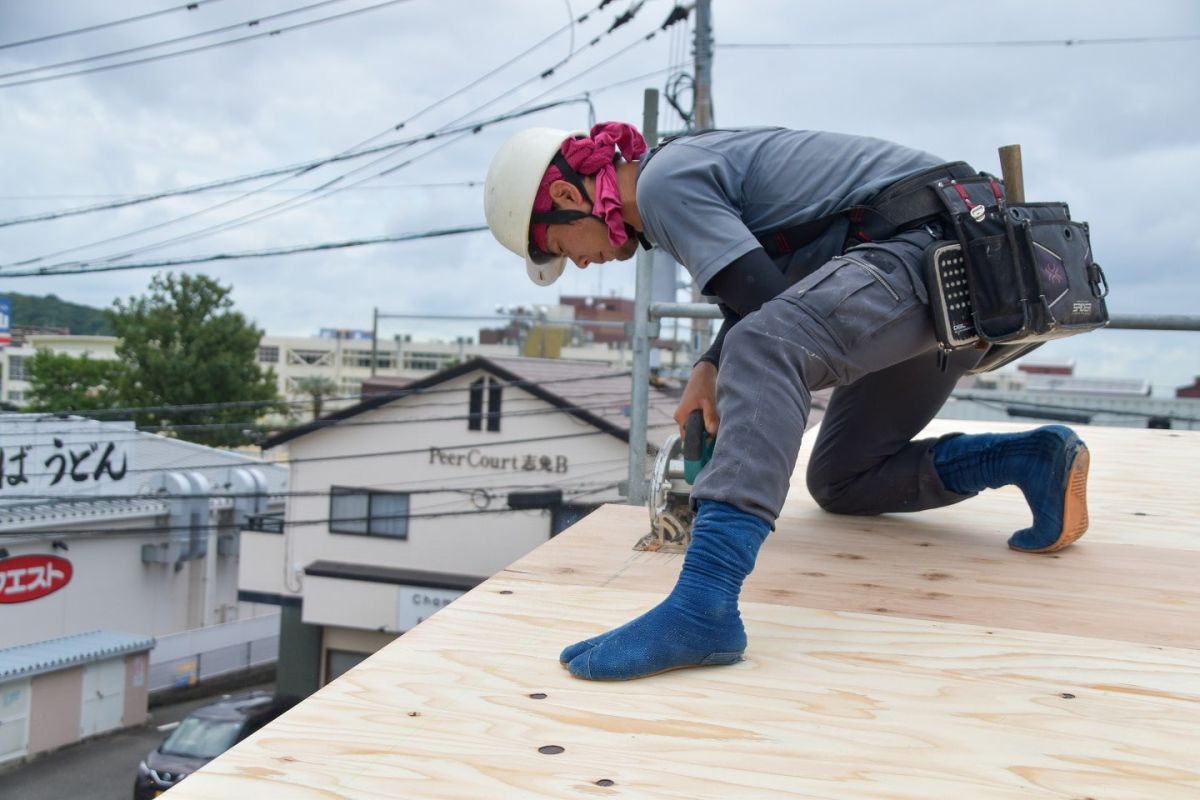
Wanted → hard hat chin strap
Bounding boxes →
[529,151,595,226]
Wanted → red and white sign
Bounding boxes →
[0,555,73,603]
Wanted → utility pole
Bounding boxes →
[690,0,715,350]
[694,0,714,131]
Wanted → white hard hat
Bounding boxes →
[484,127,583,287]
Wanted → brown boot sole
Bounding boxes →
[1011,444,1090,554]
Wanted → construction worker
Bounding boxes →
[483,123,1091,681]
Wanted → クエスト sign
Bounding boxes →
[0,554,73,603]
[0,297,10,346]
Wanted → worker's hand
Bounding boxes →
[674,361,719,437]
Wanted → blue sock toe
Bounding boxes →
[561,500,769,681]
[559,630,617,664]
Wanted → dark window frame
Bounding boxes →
[468,378,484,431]
[329,486,410,539]
[487,380,503,432]
[468,376,504,432]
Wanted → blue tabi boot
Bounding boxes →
[560,500,770,680]
[932,424,1090,553]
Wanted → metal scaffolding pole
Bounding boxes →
[626,88,659,507]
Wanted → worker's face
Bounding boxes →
[544,216,639,270]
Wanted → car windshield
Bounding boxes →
[159,716,243,759]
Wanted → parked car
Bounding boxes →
[133,691,296,798]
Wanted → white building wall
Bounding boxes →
[2,523,190,649]
[250,369,639,613]
[1,335,118,405]
[0,417,286,648]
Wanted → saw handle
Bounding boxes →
[683,409,715,484]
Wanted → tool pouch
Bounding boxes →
[924,174,1110,360]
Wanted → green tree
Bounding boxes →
[107,273,283,446]
[293,375,340,419]
[24,351,123,412]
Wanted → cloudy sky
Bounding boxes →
[1,0,1197,395]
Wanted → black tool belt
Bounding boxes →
[755,162,1111,373]
[923,173,1109,358]
[756,161,977,258]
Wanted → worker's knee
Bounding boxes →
[806,465,872,516]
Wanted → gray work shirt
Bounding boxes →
[635,128,944,292]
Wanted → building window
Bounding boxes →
[289,348,333,366]
[330,487,409,539]
[325,649,371,684]
[404,351,449,371]
[8,356,26,381]
[487,380,503,432]
[468,378,503,432]
[258,346,279,363]
[343,350,375,369]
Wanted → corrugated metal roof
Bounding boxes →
[0,629,154,682]
[0,497,169,529]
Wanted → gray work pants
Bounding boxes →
[692,227,984,526]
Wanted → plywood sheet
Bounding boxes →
[169,422,1200,799]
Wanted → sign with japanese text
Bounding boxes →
[0,297,10,346]
[0,437,130,495]
[0,554,73,603]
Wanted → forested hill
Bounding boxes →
[6,292,113,336]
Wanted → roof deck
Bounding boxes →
[169,420,1200,799]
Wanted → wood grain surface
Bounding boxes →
[169,421,1200,799]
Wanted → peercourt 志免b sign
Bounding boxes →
[428,446,568,474]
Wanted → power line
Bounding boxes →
[1,467,625,519]
[0,97,584,271]
[0,4,611,267]
[19,386,641,432]
[0,182,480,200]
[0,0,655,256]
[0,457,632,509]
[14,1,667,269]
[5,429,630,481]
[717,33,1200,51]
[53,129,488,270]
[0,0,226,51]
[13,369,634,419]
[113,0,682,264]
[0,479,625,506]
[0,0,416,90]
[1,0,355,79]
[0,491,619,542]
[0,224,489,278]
[0,485,623,540]
[11,396,660,446]
[0,4,614,232]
